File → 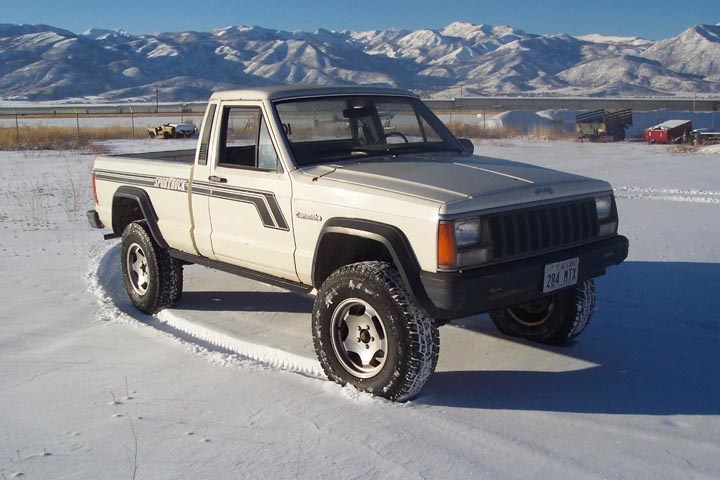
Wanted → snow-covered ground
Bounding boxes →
[1,139,718,479]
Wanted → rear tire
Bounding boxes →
[120,221,183,314]
[490,280,596,345]
[312,261,439,401]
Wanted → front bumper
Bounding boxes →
[420,235,629,321]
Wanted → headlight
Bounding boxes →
[438,218,491,269]
[454,219,481,247]
[595,195,613,220]
[595,195,618,236]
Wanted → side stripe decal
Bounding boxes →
[95,170,289,231]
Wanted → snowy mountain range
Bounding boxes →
[1,22,719,101]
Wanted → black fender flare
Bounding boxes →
[312,218,437,318]
[112,186,169,249]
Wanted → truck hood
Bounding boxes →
[299,153,612,215]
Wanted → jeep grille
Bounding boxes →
[488,199,599,260]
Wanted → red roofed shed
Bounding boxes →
[645,120,693,144]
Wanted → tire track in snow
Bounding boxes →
[156,309,323,378]
[615,187,720,204]
[86,241,324,379]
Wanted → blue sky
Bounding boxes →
[3,0,718,40]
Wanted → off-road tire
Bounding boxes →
[490,279,596,346]
[312,261,439,402]
[120,221,183,314]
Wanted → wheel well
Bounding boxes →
[112,196,144,236]
[313,233,393,287]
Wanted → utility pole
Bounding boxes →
[155,87,159,114]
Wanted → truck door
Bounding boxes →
[205,103,298,281]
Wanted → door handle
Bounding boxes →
[208,175,227,183]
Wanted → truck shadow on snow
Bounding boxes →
[177,290,313,313]
[422,261,720,415]
[97,246,719,415]
[96,244,314,315]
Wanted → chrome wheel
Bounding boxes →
[126,242,149,296]
[330,298,388,379]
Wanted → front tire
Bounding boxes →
[120,221,183,314]
[490,280,596,346]
[312,262,439,401]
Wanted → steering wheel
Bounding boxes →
[379,131,409,144]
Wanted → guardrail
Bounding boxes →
[1,97,718,117]
[0,102,208,116]
[425,97,720,112]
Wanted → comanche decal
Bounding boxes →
[94,169,289,231]
[295,212,323,222]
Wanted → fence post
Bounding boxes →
[130,107,135,138]
[14,110,20,144]
[75,109,80,140]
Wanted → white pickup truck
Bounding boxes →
[88,86,628,401]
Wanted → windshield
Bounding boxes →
[273,95,462,166]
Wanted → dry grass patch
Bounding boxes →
[528,124,576,141]
[446,121,520,139]
[0,125,136,150]
[14,178,51,230]
[667,144,697,154]
[446,122,573,141]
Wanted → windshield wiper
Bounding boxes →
[421,145,465,153]
[351,146,395,157]
[385,145,464,156]
[314,149,392,162]
[308,144,462,164]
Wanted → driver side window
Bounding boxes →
[218,107,279,172]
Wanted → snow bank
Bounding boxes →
[699,143,720,155]
[485,110,562,132]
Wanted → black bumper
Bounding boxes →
[419,235,629,321]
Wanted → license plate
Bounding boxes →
[543,257,579,293]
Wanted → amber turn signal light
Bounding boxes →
[437,222,456,267]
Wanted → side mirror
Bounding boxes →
[458,138,474,154]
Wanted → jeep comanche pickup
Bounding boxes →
[88,86,628,401]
